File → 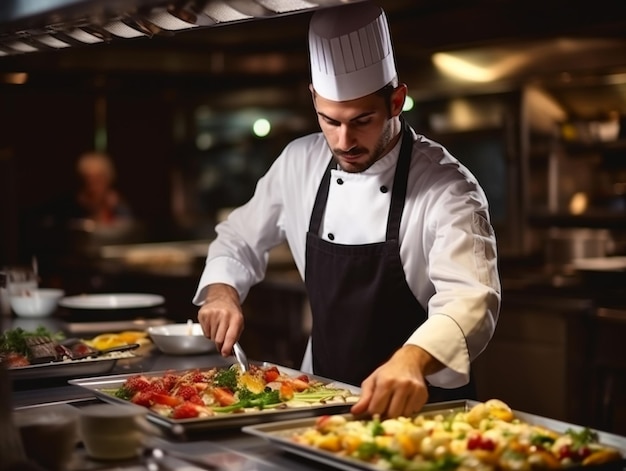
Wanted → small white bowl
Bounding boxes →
[9,288,65,318]
[147,323,216,355]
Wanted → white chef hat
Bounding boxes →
[308,1,397,102]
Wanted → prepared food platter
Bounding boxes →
[68,362,360,434]
[243,399,626,471]
[1,326,147,381]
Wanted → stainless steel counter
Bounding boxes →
[10,335,336,471]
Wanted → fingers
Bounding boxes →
[350,377,375,417]
[197,293,244,358]
[350,371,428,418]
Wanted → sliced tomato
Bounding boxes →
[188,394,204,405]
[213,387,237,406]
[5,352,29,368]
[316,415,332,428]
[190,370,207,383]
[161,373,179,391]
[193,382,209,392]
[172,402,201,419]
[151,392,182,407]
[279,382,294,401]
[146,380,167,394]
[176,385,198,400]
[292,378,310,392]
[264,366,280,383]
[131,391,153,407]
[125,375,151,393]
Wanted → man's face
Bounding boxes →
[311,85,405,173]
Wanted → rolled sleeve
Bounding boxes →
[192,256,256,305]
[405,313,470,388]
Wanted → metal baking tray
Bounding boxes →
[68,362,360,435]
[243,400,626,471]
[10,357,120,381]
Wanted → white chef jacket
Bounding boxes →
[193,125,501,389]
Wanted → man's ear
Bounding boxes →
[308,84,317,106]
[391,83,408,117]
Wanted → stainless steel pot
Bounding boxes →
[545,228,615,273]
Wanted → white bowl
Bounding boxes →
[9,288,65,318]
[147,323,216,355]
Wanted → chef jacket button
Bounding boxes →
[380,185,388,193]
[328,233,335,241]
[337,178,344,185]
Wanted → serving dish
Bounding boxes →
[59,293,165,310]
[68,362,360,435]
[10,356,121,381]
[147,322,216,355]
[243,400,626,471]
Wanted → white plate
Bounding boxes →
[59,293,165,310]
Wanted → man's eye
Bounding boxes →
[322,117,340,126]
[354,118,372,126]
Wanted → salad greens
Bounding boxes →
[0,326,64,357]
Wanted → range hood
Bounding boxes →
[0,0,360,57]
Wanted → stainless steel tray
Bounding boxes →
[243,400,626,471]
[68,362,360,435]
[10,357,119,381]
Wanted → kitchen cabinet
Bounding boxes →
[472,292,594,427]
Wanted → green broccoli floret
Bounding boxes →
[213,387,281,413]
[113,386,133,400]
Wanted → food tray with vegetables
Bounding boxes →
[243,399,626,471]
[68,362,360,435]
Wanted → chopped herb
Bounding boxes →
[566,427,598,448]
[530,433,555,448]
[370,417,385,437]
[213,366,238,390]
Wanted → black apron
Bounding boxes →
[304,118,475,402]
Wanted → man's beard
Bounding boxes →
[331,120,395,173]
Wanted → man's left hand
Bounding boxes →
[350,344,440,418]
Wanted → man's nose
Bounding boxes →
[336,124,356,150]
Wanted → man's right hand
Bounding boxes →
[197,283,244,357]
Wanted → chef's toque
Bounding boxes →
[308,1,397,102]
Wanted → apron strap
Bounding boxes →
[386,117,413,241]
[308,157,334,235]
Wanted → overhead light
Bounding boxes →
[255,0,318,13]
[202,0,252,22]
[64,28,104,44]
[5,41,39,53]
[227,0,274,17]
[432,52,495,83]
[145,8,199,31]
[2,72,28,84]
[102,21,146,39]
[32,34,71,48]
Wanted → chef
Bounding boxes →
[194,1,501,418]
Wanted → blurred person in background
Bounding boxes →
[20,151,135,287]
[67,151,133,225]
[194,1,500,419]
